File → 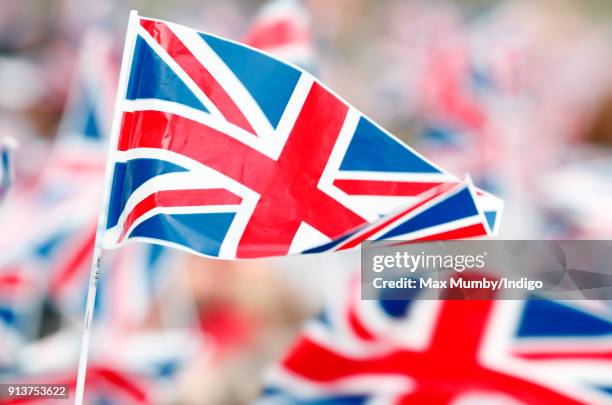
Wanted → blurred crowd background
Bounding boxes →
[0,0,611,403]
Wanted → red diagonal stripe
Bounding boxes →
[337,182,459,250]
[120,188,242,241]
[94,367,149,403]
[411,223,487,242]
[117,83,366,258]
[236,82,365,257]
[140,18,256,135]
[49,227,96,297]
[5,365,149,404]
[118,110,274,180]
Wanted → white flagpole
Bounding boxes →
[74,10,139,405]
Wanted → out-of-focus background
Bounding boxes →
[0,0,611,403]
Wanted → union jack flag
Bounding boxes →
[4,364,152,405]
[0,212,96,346]
[0,31,124,327]
[7,327,207,404]
[101,13,502,260]
[46,29,118,181]
[414,21,499,179]
[38,30,188,328]
[260,273,612,404]
[0,30,116,264]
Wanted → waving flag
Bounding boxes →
[414,18,501,179]
[0,30,169,334]
[0,31,117,323]
[46,30,118,182]
[260,274,612,404]
[0,29,116,265]
[101,13,502,260]
[9,328,206,405]
[5,365,152,405]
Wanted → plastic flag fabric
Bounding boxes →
[101,13,503,259]
[259,274,612,404]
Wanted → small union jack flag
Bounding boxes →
[5,364,152,405]
[101,13,502,260]
[0,32,116,323]
[0,30,159,329]
[46,29,118,182]
[7,326,206,404]
[260,273,612,404]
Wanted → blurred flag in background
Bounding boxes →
[261,273,612,404]
[244,0,315,70]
